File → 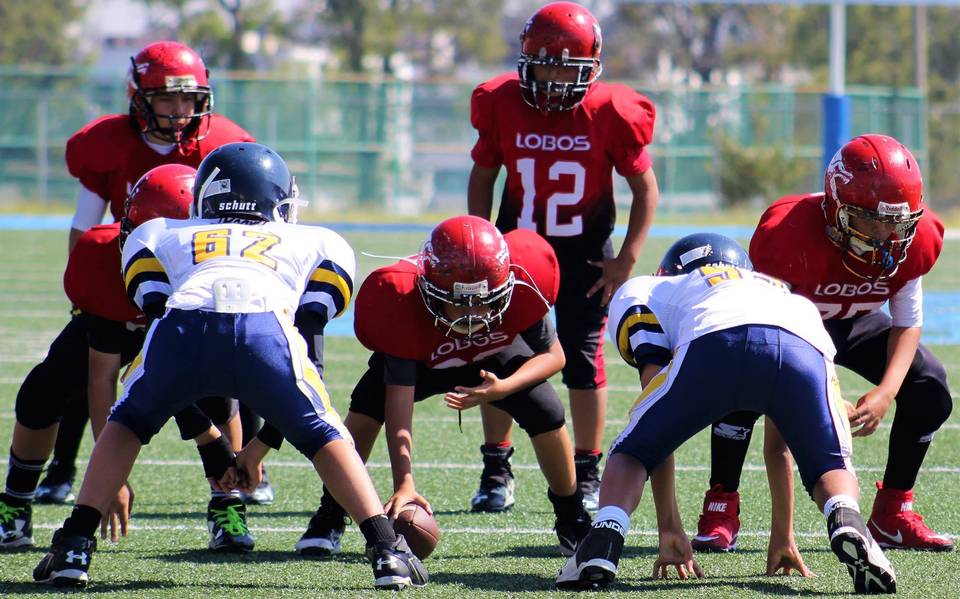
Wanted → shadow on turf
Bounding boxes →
[150,548,365,565]
[130,509,316,521]
[485,544,764,559]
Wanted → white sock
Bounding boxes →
[593,505,631,538]
[823,494,860,518]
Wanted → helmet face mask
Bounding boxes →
[416,216,515,338]
[517,2,603,112]
[823,134,924,280]
[127,42,214,148]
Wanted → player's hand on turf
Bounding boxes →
[766,535,814,577]
[384,483,433,520]
[102,482,133,543]
[850,387,894,437]
[652,529,704,580]
[587,255,633,307]
[445,370,507,410]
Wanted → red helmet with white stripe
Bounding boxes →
[518,2,603,112]
[417,216,515,337]
[127,41,213,147]
[823,134,924,279]
[120,164,196,247]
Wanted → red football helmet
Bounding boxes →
[822,134,925,280]
[417,216,515,337]
[120,164,196,248]
[518,2,602,112]
[127,41,213,148]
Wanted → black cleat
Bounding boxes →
[207,496,255,553]
[828,506,897,594]
[367,535,429,590]
[471,445,516,512]
[35,465,76,505]
[556,525,625,591]
[296,500,350,557]
[0,496,33,549]
[574,453,602,512]
[33,528,96,588]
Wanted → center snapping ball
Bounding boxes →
[393,503,441,559]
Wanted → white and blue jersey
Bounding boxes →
[114,218,355,457]
[606,267,853,492]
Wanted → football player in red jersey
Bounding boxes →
[467,1,659,512]
[36,40,260,506]
[692,134,953,554]
[0,165,247,551]
[280,216,592,558]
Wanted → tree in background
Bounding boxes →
[0,1,86,65]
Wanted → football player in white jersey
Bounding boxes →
[556,233,896,595]
[32,143,428,591]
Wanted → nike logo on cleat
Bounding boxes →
[870,522,903,545]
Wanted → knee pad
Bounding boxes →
[712,411,761,440]
[196,396,239,427]
[14,364,82,429]
[506,382,566,437]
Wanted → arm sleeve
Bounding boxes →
[121,223,171,314]
[300,234,356,324]
[469,84,503,169]
[71,186,108,232]
[256,422,285,451]
[609,89,656,177]
[888,277,923,328]
[608,282,671,368]
[518,316,558,354]
[82,312,129,355]
[383,354,418,387]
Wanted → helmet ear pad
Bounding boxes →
[657,233,752,276]
[417,215,515,337]
[194,142,296,222]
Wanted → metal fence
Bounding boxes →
[0,67,926,213]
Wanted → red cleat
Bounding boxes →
[867,481,954,552]
[692,485,740,552]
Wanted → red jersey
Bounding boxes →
[749,194,944,321]
[65,114,254,221]
[355,229,560,368]
[471,73,655,256]
[64,223,143,325]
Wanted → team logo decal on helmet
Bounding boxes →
[417,216,515,337]
[127,41,214,149]
[193,142,304,223]
[656,232,752,276]
[822,134,924,280]
[120,163,196,248]
[517,2,603,112]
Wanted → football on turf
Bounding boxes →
[393,503,441,559]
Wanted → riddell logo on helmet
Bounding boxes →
[877,201,910,217]
[515,133,590,152]
[814,282,889,296]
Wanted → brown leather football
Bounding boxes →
[392,503,441,559]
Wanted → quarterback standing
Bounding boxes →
[467,1,659,512]
[693,134,953,554]
[35,40,257,506]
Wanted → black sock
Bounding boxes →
[359,514,396,546]
[709,413,759,492]
[50,397,89,471]
[62,504,102,539]
[548,487,585,520]
[882,426,932,490]
[4,448,45,504]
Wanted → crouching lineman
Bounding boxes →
[556,233,896,594]
[287,216,591,558]
[0,165,245,551]
[32,142,427,591]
